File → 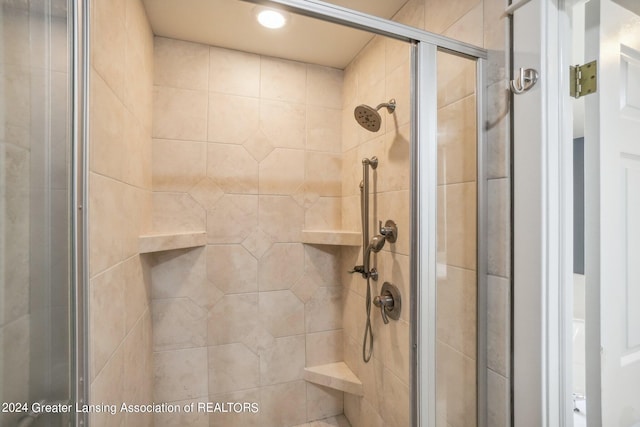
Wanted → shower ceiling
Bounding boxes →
[142,0,409,69]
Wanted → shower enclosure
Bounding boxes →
[1,0,492,426]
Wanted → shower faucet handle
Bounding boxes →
[348,265,365,275]
[373,282,401,325]
[379,219,398,243]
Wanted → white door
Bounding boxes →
[584,0,640,424]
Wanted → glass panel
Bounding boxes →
[435,49,478,427]
[0,0,72,425]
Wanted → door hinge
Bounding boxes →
[570,60,597,98]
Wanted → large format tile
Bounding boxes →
[306,330,343,367]
[153,86,208,141]
[424,0,481,35]
[259,290,305,337]
[207,194,258,244]
[306,106,342,153]
[207,245,258,294]
[436,342,476,427]
[154,37,209,91]
[91,0,126,99]
[442,3,484,47]
[305,287,342,333]
[152,298,207,351]
[437,265,477,359]
[208,93,259,144]
[259,335,305,385]
[208,343,260,394]
[154,347,208,402]
[260,57,307,103]
[306,64,343,109]
[209,388,262,427]
[207,143,258,194]
[259,195,303,243]
[259,381,307,427]
[152,139,206,192]
[260,99,306,150]
[153,192,206,232]
[437,95,477,185]
[306,383,344,422]
[208,293,258,346]
[123,255,149,331]
[210,46,260,97]
[150,247,214,308]
[123,316,153,406]
[259,148,305,196]
[259,243,304,291]
[305,151,341,197]
[437,51,476,109]
[437,182,477,271]
[91,345,124,427]
[90,71,124,180]
[154,398,209,427]
[90,264,126,378]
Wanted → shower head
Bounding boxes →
[367,234,386,254]
[354,99,396,132]
[363,234,387,275]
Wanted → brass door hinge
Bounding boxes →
[570,60,597,99]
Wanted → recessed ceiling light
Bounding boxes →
[256,8,288,29]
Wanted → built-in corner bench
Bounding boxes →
[304,362,363,396]
[138,231,206,254]
[301,231,363,396]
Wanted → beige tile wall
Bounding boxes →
[150,37,345,427]
[339,19,413,427]
[88,0,154,426]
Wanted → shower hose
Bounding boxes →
[361,177,374,363]
[363,276,374,362]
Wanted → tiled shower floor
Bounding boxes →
[293,415,352,427]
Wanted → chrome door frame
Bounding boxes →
[71,0,90,426]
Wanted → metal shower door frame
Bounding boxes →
[239,1,489,426]
[72,0,90,426]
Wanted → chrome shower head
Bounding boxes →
[354,99,396,132]
[368,234,386,253]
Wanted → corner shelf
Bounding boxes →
[139,231,206,254]
[304,362,363,396]
[301,230,362,246]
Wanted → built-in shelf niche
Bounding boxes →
[301,230,362,246]
[138,231,206,254]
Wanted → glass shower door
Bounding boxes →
[1,0,74,425]
[435,50,479,427]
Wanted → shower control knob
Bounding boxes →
[373,282,401,324]
[373,294,394,324]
